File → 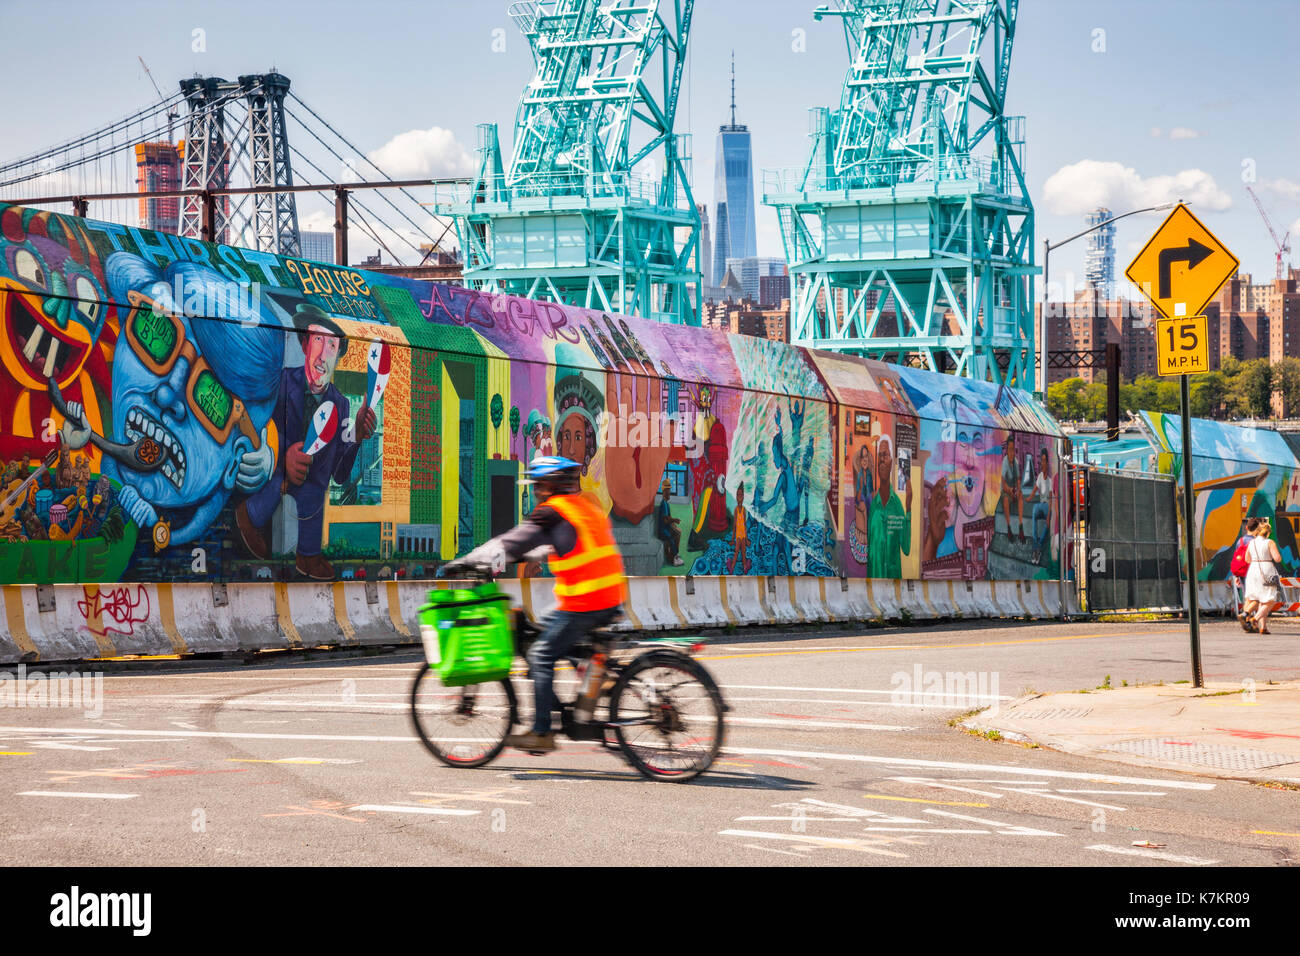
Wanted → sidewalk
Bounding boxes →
[966,679,1300,784]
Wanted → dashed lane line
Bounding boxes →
[18,791,138,800]
[723,746,1218,790]
[698,630,1167,662]
[1087,844,1218,865]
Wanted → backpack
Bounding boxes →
[1230,537,1250,579]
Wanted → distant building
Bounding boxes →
[724,256,785,303]
[1038,268,1300,386]
[1083,208,1116,300]
[712,53,756,290]
[758,272,790,308]
[697,204,712,289]
[134,142,182,234]
[299,230,335,264]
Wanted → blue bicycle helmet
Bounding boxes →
[522,456,582,485]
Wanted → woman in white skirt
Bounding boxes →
[1244,518,1284,634]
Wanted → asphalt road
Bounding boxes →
[2,617,1297,867]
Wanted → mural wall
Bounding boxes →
[0,203,1062,586]
[1137,411,1300,580]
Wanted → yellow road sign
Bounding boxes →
[1155,315,1210,376]
[1125,203,1239,319]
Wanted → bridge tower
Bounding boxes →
[178,73,301,256]
[763,1,1034,387]
[444,1,700,324]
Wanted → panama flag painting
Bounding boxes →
[366,341,391,411]
[304,400,339,456]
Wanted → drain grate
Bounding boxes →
[1103,738,1299,771]
[1011,708,1093,719]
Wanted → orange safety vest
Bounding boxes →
[544,493,627,612]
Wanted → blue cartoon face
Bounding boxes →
[100,253,283,543]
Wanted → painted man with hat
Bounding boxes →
[236,303,375,580]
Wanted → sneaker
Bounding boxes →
[672,556,684,566]
[505,731,557,753]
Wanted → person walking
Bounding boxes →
[1234,518,1260,632]
[1244,518,1284,634]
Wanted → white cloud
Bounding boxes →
[1263,178,1300,201]
[363,126,475,180]
[1149,126,1163,138]
[1042,160,1232,216]
[1291,216,1300,238]
[1168,127,1201,140]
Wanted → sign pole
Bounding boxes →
[1179,374,1203,688]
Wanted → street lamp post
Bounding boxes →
[1038,201,1180,399]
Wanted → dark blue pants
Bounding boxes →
[526,605,620,734]
[245,470,327,557]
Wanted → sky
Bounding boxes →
[1,0,1298,299]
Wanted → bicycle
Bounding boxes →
[409,562,727,782]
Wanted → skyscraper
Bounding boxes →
[711,53,756,288]
[134,142,182,234]
[1084,207,1116,299]
[697,204,712,292]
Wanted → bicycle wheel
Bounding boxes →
[410,663,517,768]
[607,651,725,782]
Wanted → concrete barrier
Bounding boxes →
[0,575,1130,664]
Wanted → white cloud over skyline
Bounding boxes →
[363,126,475,180]
[1042,160,1232,216]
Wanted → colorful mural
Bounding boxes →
[0,202,1062,585]
[1137,411,1300,580]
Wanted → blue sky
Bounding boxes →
[1,0,1297,297]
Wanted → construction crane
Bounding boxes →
[1246,185,1291,281]
[441,0,700,324]
[138,56,178,141]
[763,0,1034,388]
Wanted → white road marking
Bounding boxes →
[0,725,421,743]
[722,746,1218,790]
[922,809,1061,837]
[724,683,1011,701]
[726,696,966,709]
[741,843,812,857]
[719,716,914,731]
[1087,844,1218,866]
[28,741,116,752]
[717,829,909,857]
[888,777,1005,799]
[735,815,864,823]
[1057,790,1167,796]
[1000,788,1128,811]
[19,791,138,799]
[350,804,478,816]
[865,827,990,834]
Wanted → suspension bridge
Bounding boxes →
[0,0,1036,388]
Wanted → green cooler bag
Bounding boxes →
[417,582,515,686]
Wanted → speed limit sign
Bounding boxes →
[1155,315,1209,377]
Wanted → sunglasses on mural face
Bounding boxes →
[122,290,261,449]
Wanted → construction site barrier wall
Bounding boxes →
[0,575,1102,665]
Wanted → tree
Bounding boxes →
[1189,371,1227,418]
[1229,360,1273,418]
[1272,357,1300,416]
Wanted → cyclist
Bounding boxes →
[449,456,626,753]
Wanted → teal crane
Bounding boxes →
[442,1,700,325]
[764,0,1035,387]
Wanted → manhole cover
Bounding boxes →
[1011,708,1093,719]
[1103,738,1298,770]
